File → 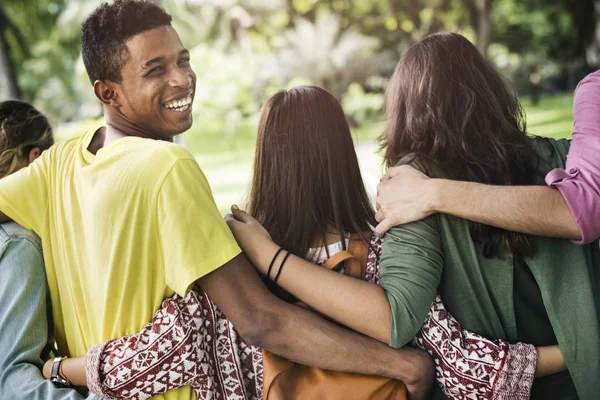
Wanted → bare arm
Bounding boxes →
[42,358,86,387]
[375,165,580,239]
[430,179,578,239]
[198,253,434,398]
[224,208,391,343]
[536,346,567,378]
[257,245,390,342]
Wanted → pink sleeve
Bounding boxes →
[412,296,537,400]
[545,69,600,244]
[85,290,207,400]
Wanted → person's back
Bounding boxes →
[391,137,599,399]
[0,128,237,399]
[377,32,599,399]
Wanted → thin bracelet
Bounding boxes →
[267,247,284,279]
[273,251,292,283]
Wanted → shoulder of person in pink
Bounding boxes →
[545,69,600,245]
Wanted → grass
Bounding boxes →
[56,93,574,214]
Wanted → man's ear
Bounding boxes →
[93,80,122,108]
[27,147,40,165]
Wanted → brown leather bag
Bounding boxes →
[262,234,407,400]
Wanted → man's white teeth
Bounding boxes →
[164,95,193,110]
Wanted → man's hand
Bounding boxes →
[375,165,437,235]
[224,205,275,270]
[400,347,435,400]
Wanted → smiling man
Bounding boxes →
[0,1,433,399]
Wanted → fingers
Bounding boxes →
[224,213,238,226]
[375,208,385,222]
[375,218,395,236]
[230,204,253,223]
[380,165,405,181]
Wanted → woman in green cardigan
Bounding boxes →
[374,32,599,399]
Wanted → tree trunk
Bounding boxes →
[587,0,600,67]
[475,0,492,58]
[0,29,19,101]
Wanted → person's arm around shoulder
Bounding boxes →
[0,234,102,400]
[222,204,441,349]
[376,72,600,242]
[375,164,579,239]
[225,206,392,344]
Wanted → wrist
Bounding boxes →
[427,179,445,213]
[256,241,282,274]
[49,356,72,388]
[43,358,53,379]
[392,347,433,384]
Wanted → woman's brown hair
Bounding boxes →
[247,86,376,259]
[0,101,53,178]
[380,32,538,259]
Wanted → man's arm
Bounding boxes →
[198,253,434,399]
[375,165,580,239]
[0,237,103,400]
[545,70,600,244]
[377,71,600,242]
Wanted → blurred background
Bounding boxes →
[1,0,599,212]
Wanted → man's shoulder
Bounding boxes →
[120,140,203,193]
[42,131,89,163]
[129,139,196,167]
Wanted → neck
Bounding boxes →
[104,107,173,144]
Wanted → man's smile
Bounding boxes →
[163,91,193,113]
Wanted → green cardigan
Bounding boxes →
[379,137,600,400]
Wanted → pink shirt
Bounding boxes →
[545,69,600,244]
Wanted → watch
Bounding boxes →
[50,356,72,388]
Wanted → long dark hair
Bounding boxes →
[247,86,376,258]
[380,32,537,259]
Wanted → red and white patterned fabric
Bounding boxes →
[370,235,537,400]
[86,287,262,400]
[85,234,537,400]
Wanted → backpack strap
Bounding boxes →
[322,251,355,271]
[322,232,373,280]
[346,235,370,279]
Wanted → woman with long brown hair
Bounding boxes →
[373,32,599,399]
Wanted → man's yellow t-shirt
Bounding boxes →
[0,129,241,400]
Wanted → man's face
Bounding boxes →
[116,26,196,140]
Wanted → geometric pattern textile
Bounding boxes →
[86,234,536,400]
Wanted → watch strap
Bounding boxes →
[50,356,72,387]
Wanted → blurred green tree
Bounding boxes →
[0,0,596,125]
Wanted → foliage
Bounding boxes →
[0,0,597,130]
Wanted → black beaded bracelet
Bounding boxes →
[273,251,292,283]
[267,247,284,279]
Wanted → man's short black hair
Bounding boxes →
[81,0,172,84]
